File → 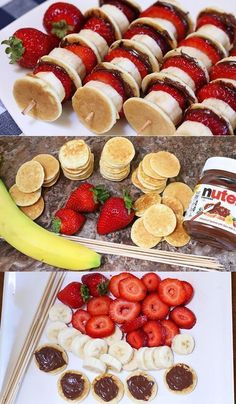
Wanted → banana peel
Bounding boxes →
[0,179,101,270]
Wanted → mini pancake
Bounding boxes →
[164,214,190,247]
[63,156,94,181]
[131,169,154,194]
[162,196,183,215]
[137,163,167,189]
[125,371,157,403]
[61,151,93,174]
[163,182,193,211]
[131,217,162,248]
[100,159,130,174]
[85,7,122,41]
[100,165,130,181]
[102,137,135,167]
[164,363,197,394]
[59,140,90,170]
[20,196,45,220]
[16,161,44,193]
[43,172,60,188]
[134,192,162,217]
[58,370,90,402]
[143,203,177,237]
[149,151,181,178]
[40,55,82,89]
[142,153,166,180]
[34,344,68,375]
[32,154,60,183]
[61,33,101,63]
[9,184,41,207]
[92,373,124,403]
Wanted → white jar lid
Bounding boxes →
[203,157,236,175]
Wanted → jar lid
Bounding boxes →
[203,157,236,175]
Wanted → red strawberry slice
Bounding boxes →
[84,17,115,46]
[169,306,197,329]
[142,293,169,320]
[158,278,187,307]
[109,273,135,298]
[82,273,109,297]
[109,299,141,324]
[143,320,166,347]
[120,315,148,333]
[196,12,236,44]
[148,82,187,110]
[57,282,90,309]
[126,329,148,349]
[33,62,75,101]
[210,61,236,81]
[102,0,138,22]
[105,47,150,79]
[179,36,223,65]
[119,276,147,302]
[124,24,171,55]
[85,315,115,338]
[64,44,97,74]
[184,106,231,136]
[162,54,208,91]
[230,45,236,57]
[182,281,194,305]
[198,81,236,111]
[84,70,126,100]
[161,319,180,346]
[87,296,112,316]
[141,273,161,293]
[72,309,91,333]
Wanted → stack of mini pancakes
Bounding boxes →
[99,137,135,181]
[59,139,94,181]
[10,154,60,220]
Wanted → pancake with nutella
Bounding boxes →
[125,371,157,402]
[34,344,68,375]
[92,373,124,403]
[164,363,197,394]
[58,370,90,402]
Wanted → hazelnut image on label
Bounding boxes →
[34,344,68,374]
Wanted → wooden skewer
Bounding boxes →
[21,99,36,115]
[85,111,94,122]
[138,120,152,135]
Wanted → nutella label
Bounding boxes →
[184,184,236,235]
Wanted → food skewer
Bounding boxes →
[21,100,36,115]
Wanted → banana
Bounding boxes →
[49,48,86,79]
[153,18,177,39]
[83,357,107,374]
[145,90,183,124]
[172,334,195,355]
[153,346,174,369]
[100,354,122,372]
[48,303,72,323]
[35,72,65,102]
[178,46,212,69]
[161,67,196,91]
[143,348,157,370]
[132,34,163,62]
[0,179,101,270]
[123,350,138,371]
[197,25,230,51]
[45,321,67,343]
[71,335,91,358]
[202,98,236,129]
[110,57,142,86]
[136,347,149,370]
[83,339,108,358]
[105,326,123,345]
[175,121,213,136]
[79,29,109,59]
[58,327,81,351]
[109,341,133,365]
[85,80,123,113]
[101,4,129,35]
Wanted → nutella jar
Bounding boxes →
[184,157,236,250]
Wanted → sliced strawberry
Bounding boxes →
[148,82,187,110]
[161,319,180,346]
[72,309,91,334]
[87,296,112,316]
[143,320,166,347]
[124,24,171,55]
[230,45,236,57]
[109,273,135,298]
[64,44,97,74]
[210,61,236,81]
[109,299,141,324]
[170,306,196,329]
[84,17,115,46]
[184,106,231,136]
[196,12,236,44]
[198,81,236,111]
[101,0,138,22]
[179,36,223,65]
[119,276,147,302]
[162,54,208,91]
[33,62,75,101]
[120,315,148,333]
[141,273,161,293]
[182,281,194,305]
[158,278,187,307]
[142,293,169,320]
[105,47,150,79]
[126,329,148,349]
[84,69,126,100]
[85,315,115,338]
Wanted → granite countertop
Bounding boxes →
[0,136,235,272]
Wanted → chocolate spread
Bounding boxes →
[132,23,172,54]
[93,66,135,99]
[166,364,193,391]
[94,376,119,402]
[127,375,154,401]
[60,372,85,400]
[34,346,66,372]
[118,42,153,75]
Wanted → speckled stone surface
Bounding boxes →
[0,136,235,272]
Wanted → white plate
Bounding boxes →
[0,0,235,136]
[0,271,234,403]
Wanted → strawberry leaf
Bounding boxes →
[81,284,90,302]
[51,20,74,38]
[93,185,110,204]
[51,217,62,233]
[1,36,25,64]
[123,191,133,214]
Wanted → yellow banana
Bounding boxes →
[0,179,101,270]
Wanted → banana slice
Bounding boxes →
[45,321,67,343]
[136,347,149,370]
[83,338,108,358]
[79,29,109,59]
[49,48,86,80]
[111,57,142,86]
[35,72,65,102]
[202,97,236,130]
[172,334,195,355]
[40,55,82,89]
[62,33,101,63]
[57,327,81,351]
[101,4,129,35]
[85,80,123,112]
[48,303,72,324]
[145,90,183,125]
[71,335,91,358]
[109,341,133,365]
[123,350,138,371]
[197,24,230,51]
[175,120,213,136]
[178,46,212,70]
[153,346,174,369]
[100,353,122,372]
[153,18,177,39]
[83,356,107,374]
[132,34,163,62]
[161,67,196,91]
[105,326,123,345]
[144,348,157,370]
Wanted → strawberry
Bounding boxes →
[51,208,86,235]
[179,36,224,65]
[105,48,150,79]
[57,282,90,309]
[33,62,75,101]
[230,45,236,57]
[1,28,56,69]
[109,299,141,324]
[85,315,115,338]
[210,61,236,81]
[148,82,187,110]
[82,273,109,297]
[142,293,169,320]
[72,309,91,333]
[169,306,197,329]
[126,329,148,349]
[143,320,166,347]
[64,44,97,74]
[184,106,231,136]
[124,24,171,55]
[121,314,148,333]
[65,182,110,213]
[43,2,84,39]
[83,17,115,46]
[109,273,135,298]
[119,276,147,302]
[97,192,135,235]
[101,0,139,23]
[84,70,126,100]
[197,81,236,112]
[87,296,112,316]
[196,12,236,44]
[141,273,161,293]
[161,319,179,346]
[158,278,187,307]
[182,281,194,305]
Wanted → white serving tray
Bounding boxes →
[0,271,234,403]
[0,0,235,136]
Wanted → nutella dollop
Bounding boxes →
[34,346,66,372]
[60,372,85,400]
[166,364,193,391]
[94,376,119,402]
[127,375,154,401]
